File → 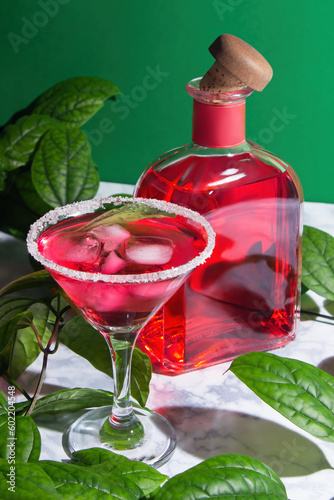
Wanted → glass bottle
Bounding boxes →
[134,38,303,374]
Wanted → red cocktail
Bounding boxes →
[27,196,215,466]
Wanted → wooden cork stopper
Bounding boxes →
[200,60,245,92]
[200,34,273,92]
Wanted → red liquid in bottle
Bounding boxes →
[135,145,303,373]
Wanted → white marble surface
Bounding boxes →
[1,184,334,500]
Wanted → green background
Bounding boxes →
[1,0,333,202]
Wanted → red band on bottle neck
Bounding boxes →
[192,99,246,148]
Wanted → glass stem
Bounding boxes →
[107,331,136,424]
[100,328,144,449]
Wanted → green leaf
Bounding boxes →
[38,460,137,500]
[29,76,120,127]
[0,310,34,376]
[7,302,55,380]
[0,155,7,190]
[131,347,152,407]
[0,310,32,358]
[4,400,30,417]
[0,458,60,499]
[302,225,334,300]
[71,448,167,498]
[31,127,99,207]
[15,416,41,462]
[70,449,144,499]
[15,170,53,216]
[0,114,60,171]
[0,416,8,458]
[0,270,56,299]
[60,315,112,375]
[154,454,287,500]
[0,296,56,380]
[0,415,41,462]
[0,297,37,330]
[85,201,174,230]
[0,297,37,374]
[230,352,334,442]
[0,183,39,237]
[71,448,128,468]
[28,387,113,417]
[60,315,152,406]
[0,292,65,380]
[0,391,7,412]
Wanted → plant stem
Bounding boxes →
[301,309,334,321]
[24,305,70,416]
[25,348,48,417]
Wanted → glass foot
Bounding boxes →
[63,406,177,468]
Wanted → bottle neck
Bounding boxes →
[192,99,246,148]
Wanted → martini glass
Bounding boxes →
[27,196,215,467]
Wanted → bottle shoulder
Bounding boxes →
[137,141,300,194]
[147,141,293,171]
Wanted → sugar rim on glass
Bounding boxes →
[26,196,215,284]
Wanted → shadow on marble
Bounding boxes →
[35,409,87,433]
[38,382,73,397]
[0,373,67,400]
[301,313,334,326]
[156,406,332,478]
[324,299,334,318]
[301,294,320,321]
[301,294,334,325]
[318,357,334,377]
